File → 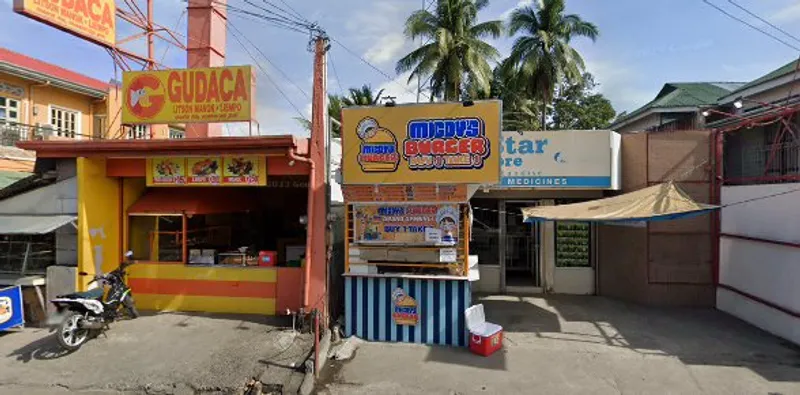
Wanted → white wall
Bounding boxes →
[721,184,800,244]
[718,183,800,344]
[553,268,595,295]
[0,177,77,215]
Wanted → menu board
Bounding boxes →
[147,156,266,186]
[342,184,468,203]
[354,204,460,245]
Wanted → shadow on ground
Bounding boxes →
[426,294,800,381]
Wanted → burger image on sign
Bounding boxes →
[356,117,400,173]
[126,74,166,120]
[0,296,12,325]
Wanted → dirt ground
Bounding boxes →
[0,312,312,394]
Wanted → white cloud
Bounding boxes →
[584,58,653,113]
[344,1,419,68]
[501,0,534,20]
[376,71,422,104]
[772,3,800,23]
[364,33,407,66]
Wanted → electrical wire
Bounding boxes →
[227,20,311,123]
[328,50,345,95]
[726,0,800,45]
[330,36,430,100]
[228,17,311,100]
[701,0,800,52]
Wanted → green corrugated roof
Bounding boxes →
[611,82,745,127]
[0,171,31,189]
[721,59,800,99]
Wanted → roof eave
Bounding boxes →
[17,135,302,158]
[609,106,699,129]
[0,63,107,99]
[718,72,797,104]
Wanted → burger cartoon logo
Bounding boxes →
[391,288,418,326]
[126,74,166,120]
[356,117,400,173]
[0,296,12,325]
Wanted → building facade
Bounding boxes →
[706,59,800,345]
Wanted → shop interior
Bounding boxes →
[470,197,593,289]
[127,177,308,267]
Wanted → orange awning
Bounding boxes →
[127,187,259,215]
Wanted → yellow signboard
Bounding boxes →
[146,156,266,187]
[122,66,255,124]
[341,101,501,184]
[14,0,116,48]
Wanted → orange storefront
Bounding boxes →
[19,136,328,317]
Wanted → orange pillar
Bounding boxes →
[185,0,227,138]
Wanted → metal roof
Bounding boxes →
[0,215,76,234]
[610,82,745,129]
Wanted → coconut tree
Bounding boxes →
[396,0,503,101]
[294,94,345,137]
[342,85,385,106]
[501,0,598,129]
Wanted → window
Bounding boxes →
[50,106,80,139]
[0,96,20,123]
[128,215,184,262]
[127,125,149,139]
[93,115,107,139]
[0,234,56,275]
[169,128,185,139]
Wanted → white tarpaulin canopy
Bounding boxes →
[0,215,77,234]
[521,182,718,223]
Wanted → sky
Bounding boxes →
[1,0,800,136]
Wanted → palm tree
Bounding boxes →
[396,0,503,101]
[342,85,385,106]
[502,0,598,129]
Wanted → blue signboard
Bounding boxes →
[0,285,25,331]
[500,130,615,189]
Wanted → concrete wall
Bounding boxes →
[718,183,800,344]
[598,130,715,306]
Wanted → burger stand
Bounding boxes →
[18,65,329,318]
[340,101,501,347]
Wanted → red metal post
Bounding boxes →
[147,0,155,71]
[712,130,723,286]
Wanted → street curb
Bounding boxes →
[298,329,331,395]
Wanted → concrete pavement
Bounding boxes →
[0,312,312,394]
[316,295,800,395]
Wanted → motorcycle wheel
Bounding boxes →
[123,295,139,319]
[57,312,90,352]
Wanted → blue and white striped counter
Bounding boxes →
[344,274,472,347]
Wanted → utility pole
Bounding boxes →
[309,30,330,337]
[416,0,425,103]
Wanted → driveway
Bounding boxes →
[317,295,800,395]
[0,312,312,394]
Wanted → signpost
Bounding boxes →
[122,66,255,124]
[0,285,24,331]
[14,0,116,48]
[341,101,501,185]
[146,156,267,186]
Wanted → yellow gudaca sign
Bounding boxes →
[341,101,501,185]
[122,66,255,124]
[14,0,116,48]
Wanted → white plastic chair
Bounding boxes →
[464,304,502,337]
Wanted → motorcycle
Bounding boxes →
[50,251,139,351]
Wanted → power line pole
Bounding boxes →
[416,0,425,103]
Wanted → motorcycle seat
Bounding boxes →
[57,288,105,300]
